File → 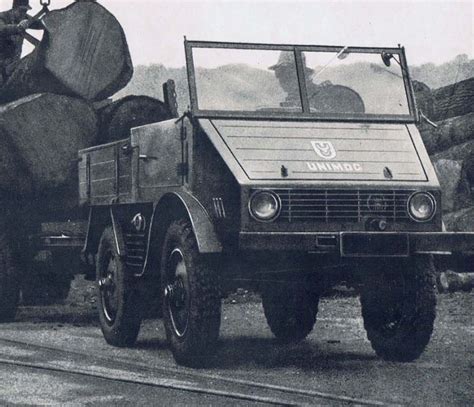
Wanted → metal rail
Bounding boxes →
[0,337,399,406]
[0,358,294,406]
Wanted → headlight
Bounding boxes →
[408,192,436,222]
[249,191,281,221]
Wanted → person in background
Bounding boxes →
[0,0,42,85]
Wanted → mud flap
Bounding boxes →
[109,207,127,258]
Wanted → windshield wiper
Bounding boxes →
[310,46,349,81]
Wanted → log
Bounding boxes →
[0,93,97,196]
[438,271,474,293]
[433,159,471,212]
[413,80,434,118]
[432,139,474,184]
[0,130,33,198]
[0,1,133,103]
[97,95,172,144]
[420,112,474,155]
[432,77,474,121]
[443,206,474,232]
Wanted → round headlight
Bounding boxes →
[249,191,280,221]
[408,192,436,222]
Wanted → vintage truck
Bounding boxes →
[3,40,474,367]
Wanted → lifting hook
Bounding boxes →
[23,0,50,47]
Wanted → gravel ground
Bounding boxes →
[7,276,474,406]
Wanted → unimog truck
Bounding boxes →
[16,40,474,367]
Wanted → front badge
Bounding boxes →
[307,140,363,173]
[311,141,337,160]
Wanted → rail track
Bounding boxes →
[0,337,401,406]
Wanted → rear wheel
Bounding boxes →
[261,281,319,343]
[360,256,436,362]
[0,230,20,322]
[161,219,221,367]
[96,227,142,347]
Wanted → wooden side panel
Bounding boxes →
[78,139,133,205]
[78,152,89,205]
[118,155,132,196]
[89,146,115,200]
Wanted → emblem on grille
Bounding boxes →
[367,195,388,212]
[311,141,337,160]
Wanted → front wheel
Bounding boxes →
[161,219,221,367]
[96,227,142,347]
[261,281,320,344]
[360,256,437,362]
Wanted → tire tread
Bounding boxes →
[162,219,221,367]
[262,281,319,344]
[360,256,436,362]
[97,227,142,347]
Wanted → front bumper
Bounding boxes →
[239,231,474,257]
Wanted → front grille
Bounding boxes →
[124,232,146,271]
[275,189,414,223]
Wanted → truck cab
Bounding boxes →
[78,40,474,367]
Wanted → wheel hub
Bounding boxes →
[165,280,186,309]
[100,253,119,324]
[98,275,114,291]
[165,248,189,337]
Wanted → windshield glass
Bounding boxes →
[303,50,409,115]
[193,48,302,112]
[189,44,412,118]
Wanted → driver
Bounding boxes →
[269,51,313,108]
[270,50,365,114]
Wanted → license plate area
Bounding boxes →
[341,233,409,257]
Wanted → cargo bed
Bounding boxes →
[79,139,133,206]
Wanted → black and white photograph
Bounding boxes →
[0,0,472,405]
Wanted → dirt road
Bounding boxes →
[0,281,472,406]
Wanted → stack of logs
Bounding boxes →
[415,76,474,291]
[415,77,474,230]
[0,1,172,214]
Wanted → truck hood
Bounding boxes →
[207,119,427,182]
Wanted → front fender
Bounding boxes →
[139,191,222,278]
[171,191,222,254]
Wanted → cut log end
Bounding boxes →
[97,95,172,144]
[0,93,98,196]
[437,271,474,293]
[433,77,474,122]
[0,1,133,103]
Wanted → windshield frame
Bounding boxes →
[185,39,418,123]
